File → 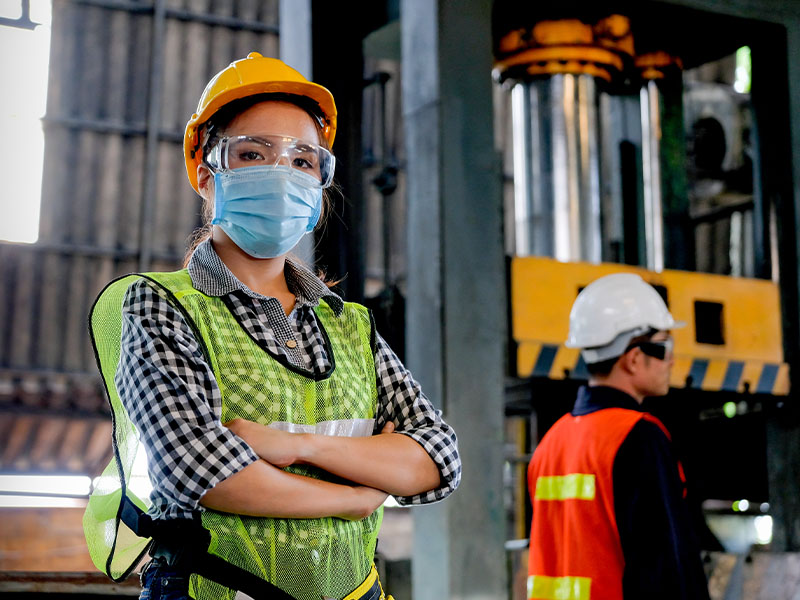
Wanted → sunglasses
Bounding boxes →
[625,338,674,361]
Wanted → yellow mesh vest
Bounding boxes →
[84,271,382,600]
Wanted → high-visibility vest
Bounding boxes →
[527,407,676,600]
[84,271,381,600]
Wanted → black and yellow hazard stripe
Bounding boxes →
[517,341,789,395]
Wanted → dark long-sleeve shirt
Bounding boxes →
[572,386,710,600]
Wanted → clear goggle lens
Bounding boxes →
[207,135,335,188]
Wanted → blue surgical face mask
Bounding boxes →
[211,165,323,259]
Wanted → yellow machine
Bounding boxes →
[511,257,788,395]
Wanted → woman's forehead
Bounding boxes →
[224,100,320,143]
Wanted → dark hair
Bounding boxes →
[183,94,337,274]
[585,356,619,377]
[584,328,659,377]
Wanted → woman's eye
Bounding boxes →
[292,157,313,169]
[239,150,263,161]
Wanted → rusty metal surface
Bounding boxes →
[0,370,111,476]
[0,413,111,476]
[0,571,139,595]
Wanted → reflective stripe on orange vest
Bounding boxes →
[527,575,591,600]
[528,408,650,599]
[534,473,596,501]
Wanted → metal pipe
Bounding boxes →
[640,80,665,272]
[578,75,602,262]
[42,115,183,142]
[69,0,279,33]
[511,74,602,262]
[0,240,182,262]
[552,75,571,260]
[511,84,532,255]
[378,73,392,288]
[730,210,743,277]
[137,0,167,272]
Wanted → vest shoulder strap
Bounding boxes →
[641,412,672,440]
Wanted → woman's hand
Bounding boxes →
[225,419,398,468]
[225,416,438,497]
[224,418,301,467]
[298,419,441,497]
[335,485,389,521]
[200,459,390,520]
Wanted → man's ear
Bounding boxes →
[197,164,214,197]
[618,348,639,376]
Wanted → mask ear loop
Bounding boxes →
[306,190,323,232]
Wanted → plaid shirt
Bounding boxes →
[115,240,460,520]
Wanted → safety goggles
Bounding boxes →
[626,337,674,361]
[205,134,335,188]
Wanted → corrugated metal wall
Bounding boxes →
[0,0,279,476]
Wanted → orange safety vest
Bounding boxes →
[527,408,684,600]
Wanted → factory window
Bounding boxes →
[0,0,52,243]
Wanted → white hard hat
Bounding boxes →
[565,273,685,362]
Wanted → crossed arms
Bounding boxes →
[118,279,456,523]
[200,419,441,520]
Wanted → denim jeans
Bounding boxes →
[139,558,191,600]
[138,557,388,600]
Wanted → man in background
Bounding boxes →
[527,273,710,600]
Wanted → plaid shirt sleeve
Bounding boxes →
[115,279,258,520]
[373,333,461,505]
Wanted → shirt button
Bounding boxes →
[285,339,298,349]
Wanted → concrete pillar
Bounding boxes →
[767,15,800,553]
[279,0,314,265]
[401,0,508,596]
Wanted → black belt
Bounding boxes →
[121,496,295,599]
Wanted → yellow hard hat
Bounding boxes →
[183,52,337,193]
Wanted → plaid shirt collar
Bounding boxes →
[187,239,344,316]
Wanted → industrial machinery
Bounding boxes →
[490,1,796,581]
[1,1,797,596]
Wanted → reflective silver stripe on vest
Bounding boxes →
[268,418,375,437]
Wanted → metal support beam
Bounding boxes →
[42,115,183,142]
[402,0,507,597]
[69,0,279,33]
[279,0,315,265]
[137,0,167,272]
[0,0,36,30]
[309,1,368,303]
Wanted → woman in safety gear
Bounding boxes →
[527,273,710,600]
[84,53,461,600]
